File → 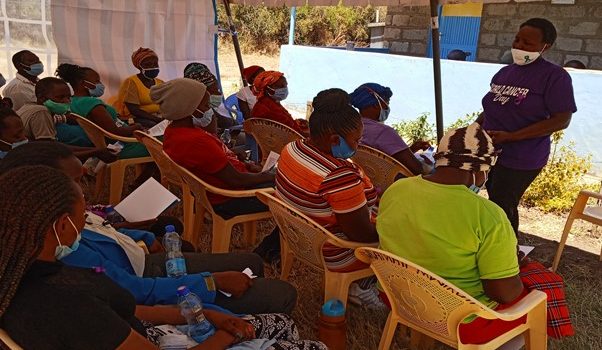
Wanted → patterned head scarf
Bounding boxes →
[434,123,498,172]
[242,65,263,85]
[183,63,217,87]
[349,83,393,110]
[252,71,284,98]
[131,47,158,69]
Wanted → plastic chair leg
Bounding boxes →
[409,329,435,350]
[109,162,126,205]
[378,312,398,350]
[94,166,106,201]
[211,218,234,253]
[242,221,257,247]
[181,190,195,246]
[134,163,144,178]
[524,301,548,350]
[280,243,295,280]
[551,215,575,272]
[324,270,353,307]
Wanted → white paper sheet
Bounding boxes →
[518,245,535,257]
[261,151,280,172]
[114,178,180,222]
[148,119,170,137]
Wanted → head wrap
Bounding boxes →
[434,123,498,172]
[252,71,284,98]
[242,65,263,84]
[131,47,158,69]
[183,63,217,87]
[150,78,207,121]
[349,83,393,110]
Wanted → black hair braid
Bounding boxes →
[55,63,93,87]
[0,166,79,318]
[0,141,73,175]
[308,88,362,139]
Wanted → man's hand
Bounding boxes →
[95,148,119,163]
[409,140,431,153]
[212,271,252,298]
[111,218,158,230]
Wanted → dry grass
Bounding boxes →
[95,164,602,350]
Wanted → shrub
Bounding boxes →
[217,3,378,54]
[522,131,595,213]
[392,113,436,144]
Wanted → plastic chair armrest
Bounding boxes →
[486,290,547,322]
[328,238,379,249]
[207,186,274,198]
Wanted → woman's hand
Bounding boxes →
[217,316,255,341]
[111,218,158,230]
[486,130,515,145]
[212,271,252,298]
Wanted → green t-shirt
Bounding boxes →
[376,176,519,308]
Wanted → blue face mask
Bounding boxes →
[209,95,223,109]
[142,68,160,79]
[0,74,6,88]
[192,108,214,128]
[53,216,81,260]
[85,80,105,97]
[269,87,289,101]
[23,62,44,76]
[331,135,356,159]
[379,107,391,122]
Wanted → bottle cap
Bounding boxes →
[321,298,345,317]
[105,206,115,213]
[165,225,176,233]
[176,286,190,297]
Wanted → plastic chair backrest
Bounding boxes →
[355,247,485,344]
[352,144,413,192]
[224,93,244,125]
[256,192,358,271]
[134,131,181,186]
[168,152,217,216]
[243,118,303,163]
[73,113,136,147]
[0,329,23,350]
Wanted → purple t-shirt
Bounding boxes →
[482,58,577,170]
[361,118,409,156]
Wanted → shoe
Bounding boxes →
[348,282,386,310]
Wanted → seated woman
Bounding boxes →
[0,165,325,350]
[237,65,265,120]
[377,123,574,344]
[152,78,274,219]
[251,70,307,135]
[349,83,430,175]
[183,62,236,130]
[55,63,148,159]
[276,88,382,308]
[0,107,28,159]
[115,47,164,128]
[16,77,117,163]
[0,141,297,315]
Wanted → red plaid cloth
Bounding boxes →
[520,261,574,338]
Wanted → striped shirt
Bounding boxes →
[276,140,377,272]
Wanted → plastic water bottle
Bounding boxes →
[163,225,187,277]
[220,128,232,147]
[317,299,346,350]
[104,206,124,225]
[177,286,215,343]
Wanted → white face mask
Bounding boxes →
[511,45,546,66]
[468,171,488,194]
[192,108,214,128]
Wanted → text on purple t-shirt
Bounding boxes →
[481,58,577,170]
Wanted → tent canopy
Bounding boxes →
[230,0,546,6]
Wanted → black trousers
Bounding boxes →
[485,163,542,235]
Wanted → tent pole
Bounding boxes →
[289,7,297,45]
[223,0,247,86]
[430,0,444,141]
